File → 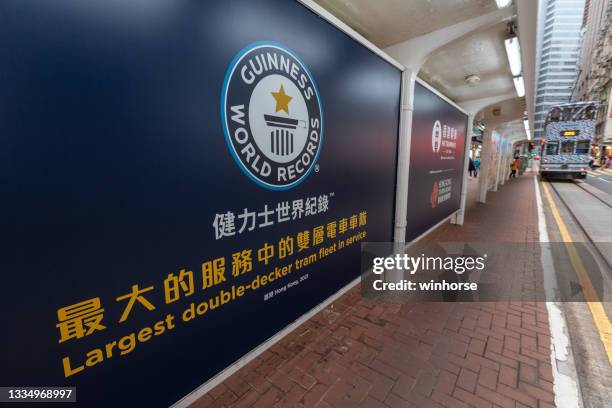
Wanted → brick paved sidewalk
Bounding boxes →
[191,173,556,408]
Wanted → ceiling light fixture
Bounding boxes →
[495,0,512,8]
[523,118,531,140]
[504,37,522,76]
[513,75,525,97]
[465,74,481,87]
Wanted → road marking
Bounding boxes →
[534,177,582,408]
[541,181,612,365]
[587,171,599,177]
[597,177,611,183]
[592,168,612,176]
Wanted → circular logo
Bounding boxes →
[221,42,323,190]
[432,120,442,153]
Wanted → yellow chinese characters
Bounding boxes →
[313,226,324,246]
[278,236,294,260]
[116,285,155,323]
[164,269,194,304]
[231,250,253,277]
[56,297,106,343]
[202,257,226,289]
[297,230,310,252]
[326,221,337,239]
[258,242,275,265]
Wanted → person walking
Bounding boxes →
[474,158,480,177]
[468,157,475,178]
[510,156,519,179]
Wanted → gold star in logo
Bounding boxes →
[271,84,292,114]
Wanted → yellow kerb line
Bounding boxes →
[540,181,612,365]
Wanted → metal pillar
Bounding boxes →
[493,137,503,192]
[451,113,475,225]
[478,129,492,203]
[500,144,508,185]
[393,70,416,243]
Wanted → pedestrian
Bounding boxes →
[468,158,475,177]
[474,158,480,177]
[607,156,612,169]
[510,156,519,179]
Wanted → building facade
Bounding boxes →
[534,0,585,141]
[573,0,612,149]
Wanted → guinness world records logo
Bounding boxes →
[221,42,324,190]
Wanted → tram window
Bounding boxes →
[560,140,575,154]
[584,106,596,120]
[576,141,590,154]
[575,106,593,120]
[561,108,569,121]
[545,142,558,155]
[549,109,560,122]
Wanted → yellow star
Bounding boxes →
[271,84,292,114]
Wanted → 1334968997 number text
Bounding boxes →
[1,387,76,402]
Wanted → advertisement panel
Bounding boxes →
[405,82,469,241]
[0,0,401,406]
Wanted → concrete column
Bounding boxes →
[478,129,493,203]
[500,145,508,185]
[493,136,503,192]
[503,142,513,181]
[393,69,416,243]
[451,113,475,225]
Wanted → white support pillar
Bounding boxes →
[393,69,416,243]
[493,140,503,192]
[479,129,492,203]
[500,145,508,186]
[451,113,474,225]
[503,142,513,182]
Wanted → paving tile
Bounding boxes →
[457,368,478,393]
[189,175,557,408]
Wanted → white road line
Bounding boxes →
[597,177,611,183]
[534,178,584,408]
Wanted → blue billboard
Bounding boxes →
[406,82,469,241]
[0,0,401,406]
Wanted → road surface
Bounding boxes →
[585,167,612,195]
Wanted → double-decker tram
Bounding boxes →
[540,101,598,180]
